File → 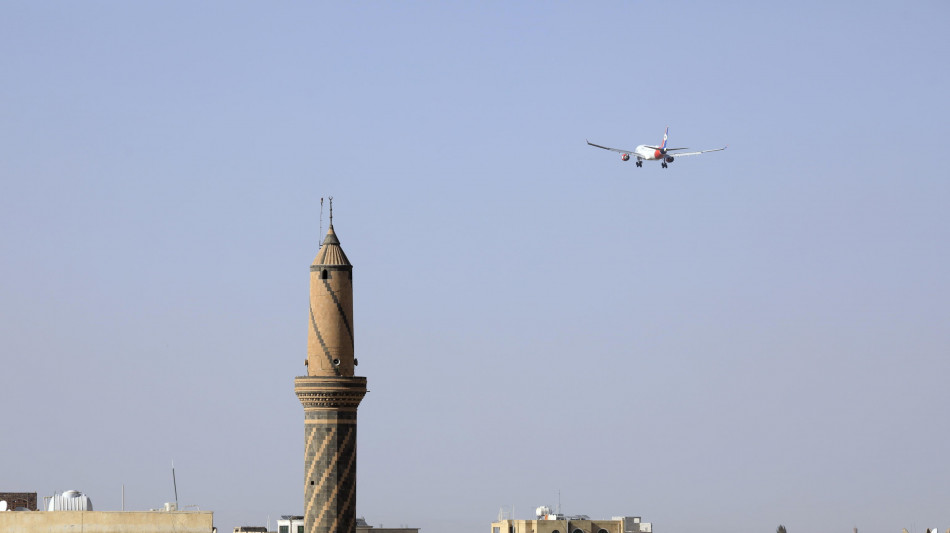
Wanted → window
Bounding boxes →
[298,527,304,533]
[322,269,329,279]
[280,526,289,533]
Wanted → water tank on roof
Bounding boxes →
[48,490,93,511]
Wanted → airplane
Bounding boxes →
[587,127,726,168]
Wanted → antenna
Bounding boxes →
[172,461,179,511]
[328,196,334,226]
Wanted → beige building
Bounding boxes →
[265,515,419,533]
[0,510,214,533]
[492,514,650,533]
[356,518,419,533]
[359,527,419,533]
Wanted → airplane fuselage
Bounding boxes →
[619,145,670,162]
[634,145,664,161]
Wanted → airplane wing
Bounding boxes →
[587,140,636,154]
[669,146,727,157]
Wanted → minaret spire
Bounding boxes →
[296,206,366,533]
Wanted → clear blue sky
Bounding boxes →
[2,2,948,533]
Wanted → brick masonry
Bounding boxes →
[0,492,37,511]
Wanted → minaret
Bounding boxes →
[295,208,367,533]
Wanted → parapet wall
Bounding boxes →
[0,510,214,533]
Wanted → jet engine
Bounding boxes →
[621,153,630,161]
[665,156,675,163]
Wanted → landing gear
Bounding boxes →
[661,162,668,168]
[636,160,642,167]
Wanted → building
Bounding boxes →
[273,515,419,533]
[358,525,418,533]
[0,510,214,533]
[1,489,213,532]
[279,515,304,533]
[0,492,37,511]
[492,509,651,533]
[356,517,419,533]
[614,516,651,533]
[294,212,368,533]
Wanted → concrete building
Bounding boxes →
[492,511,651,533]
[615,516,651,533]
[0,510,214,533]
[279,515,305,533]
[356,517,419,533]
[273,515,420,533]
[294,214,367,533]
[358,525,418,533]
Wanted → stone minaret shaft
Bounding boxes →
[295,224,366,533]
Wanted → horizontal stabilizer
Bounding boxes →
[646,145,688,151]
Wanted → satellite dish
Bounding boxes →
[0,500,8,512]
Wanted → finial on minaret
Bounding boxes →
[329,196,334,226]
[319,197,324,243]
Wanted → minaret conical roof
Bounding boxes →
[312,225,351,266]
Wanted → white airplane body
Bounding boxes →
[587,127,726,168]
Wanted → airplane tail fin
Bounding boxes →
[660,126,669,150]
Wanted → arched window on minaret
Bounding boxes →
[322,269,329,280]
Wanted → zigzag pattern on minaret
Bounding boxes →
[326,445,357,533]
[320,279,354,349]
[312,427,356,528]
[310,305,342,377]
